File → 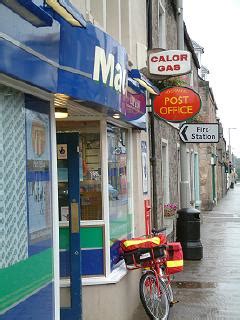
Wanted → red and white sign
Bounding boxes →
[154,86,201,122]
[148,50,191,76]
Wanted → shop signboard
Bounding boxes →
[0,3,147,127]
[0,6,129,116]
[153,86,201,122]
[121,92,146,121]
[58,21,128,114]
[148,49,192,77]
[179,123,219,143]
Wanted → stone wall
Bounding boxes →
[199,144,214,210]
[150,117,180,228]
[198,78,227,210]
[149,0,201,223]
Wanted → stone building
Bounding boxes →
[192,39,228,210]
[0,1,155,319]
[196,55,227,210]
[216,121,228,200]
[147,0,201,239]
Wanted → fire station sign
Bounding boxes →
[179,123,219,143]
[148,49,191,76]
[153,86,201,122]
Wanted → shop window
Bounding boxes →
[80,132,102,220]
[57,121,102,221]
[161,140,169,205]
[107,124,132,270]
[0,88,54,319]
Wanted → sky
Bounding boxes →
[183,0,240,157]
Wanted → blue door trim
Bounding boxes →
[57,133,82,320]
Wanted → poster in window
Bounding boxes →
[141,141,148,194]
[26,109,52,247]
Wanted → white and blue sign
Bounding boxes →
[0,3,128,115]
[58,18,128,114]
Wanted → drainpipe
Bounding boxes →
[147,0,158,227]
[177,0,190,208]
[147,0,153,50]
[150,108,158,228]
[176,0,203,260]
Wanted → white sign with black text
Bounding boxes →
[179,123,219,143]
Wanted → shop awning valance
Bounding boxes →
[128,69,159,95]
[1,0,53,27]
[128,75,145,94]
[46,0,86,27]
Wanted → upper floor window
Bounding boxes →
[159,0,166,49]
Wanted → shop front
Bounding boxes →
[0,1,61,319]
[0,2,151,320]
[55,15,150,320]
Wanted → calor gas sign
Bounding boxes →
[148,50,191,76]
[153,86,201,122]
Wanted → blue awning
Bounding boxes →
[1,0,53,27]
[129,69,159,95]
[128,73,146,94]
[46,0,86,27]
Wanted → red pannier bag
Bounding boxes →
[166,242,183,274]
[120,235,167,266]
[120,234,167,252]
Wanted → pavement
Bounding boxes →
[133,182,240,320]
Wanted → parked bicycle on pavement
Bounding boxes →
[120,228,183,320]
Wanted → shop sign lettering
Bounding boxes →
[153,86,201,122]
[148,50,191,76]
[121,92,146,121]
[93,46,127,94]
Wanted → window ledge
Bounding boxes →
[60,261,127,287]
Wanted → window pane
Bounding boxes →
[80,132,102,220]
[107,124,131,269]
[57,159,69,221]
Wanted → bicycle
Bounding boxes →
[121,228,180,320]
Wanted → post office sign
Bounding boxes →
[153,86,201,122]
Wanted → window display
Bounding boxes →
[26,109,52,244]
[80,132,102,220]
[107,124,132,269]
[0,88,54,320]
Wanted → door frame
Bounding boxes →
[57,132,82,320]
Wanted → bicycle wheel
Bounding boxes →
[139,271,169,320]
